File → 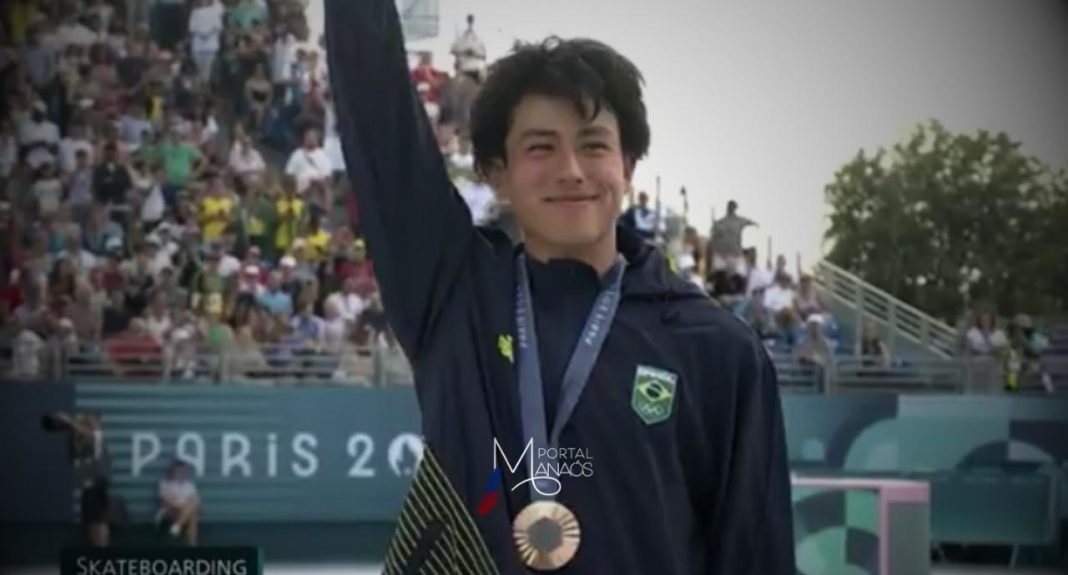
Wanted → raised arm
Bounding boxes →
[324,0,476,359]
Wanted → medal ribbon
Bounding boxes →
[514,252,626,502]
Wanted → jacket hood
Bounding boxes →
[617,225,708,302]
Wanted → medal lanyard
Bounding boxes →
[514,252,626,502]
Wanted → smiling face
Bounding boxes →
[470,38,650,267]
[487,95,630,261]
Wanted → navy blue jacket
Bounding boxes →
[324,1,795,573]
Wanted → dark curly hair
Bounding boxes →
[470,37,650,177]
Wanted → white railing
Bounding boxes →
[813,260,959,358]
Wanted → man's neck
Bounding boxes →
[523,231,618,277]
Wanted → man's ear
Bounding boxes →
[484,159,509,199]
[623,159,636,182]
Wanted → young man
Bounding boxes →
[325,1,794,573]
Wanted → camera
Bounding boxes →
[41,412,74,432]
[40,411,98,433]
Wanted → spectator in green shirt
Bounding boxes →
[136,131,164,167]
[159,130,202,189]
[242,184,277,259]
[228,0,267,33]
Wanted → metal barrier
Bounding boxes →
[1024,355,1068,393]
[813,260,959,358]
[768,353,821,392]
[834,357,968,394]
[60,343,415,387]
[5,340,1066,395]
[770,354,974,394]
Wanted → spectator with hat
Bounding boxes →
[276,254,301,301]
[339,238,376,299]
[238,263,264,297]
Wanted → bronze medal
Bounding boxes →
[512,500,581,571]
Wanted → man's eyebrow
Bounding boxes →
[517,128,559,140]
[578,125,613,138]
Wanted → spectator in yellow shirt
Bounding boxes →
[274,180,305,253]
[199,176,234,242]
[302,211,332,263]
[5,0,36,45]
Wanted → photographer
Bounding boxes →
[43,411,112,547]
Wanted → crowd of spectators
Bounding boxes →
[653,200,845,377]
[0,0,870,389]
[673,200,1059,392]
[3,2,1054,393]
[964,309,1054,392]
[0,0,496,384]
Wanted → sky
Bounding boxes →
[309,0,1068,269]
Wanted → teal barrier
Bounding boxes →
[781,394,1068,476]
[923,469,1056,546]
[782,394,1067,548]
[53,385,1068,551]
[75,383,421,522]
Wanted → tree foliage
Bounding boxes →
[824,120,1068,323]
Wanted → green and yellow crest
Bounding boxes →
[631,365,678,425]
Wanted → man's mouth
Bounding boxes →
[545,195,599,205]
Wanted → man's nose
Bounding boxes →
[556,150,585,187]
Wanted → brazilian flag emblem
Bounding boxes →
[631,365,678,425]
